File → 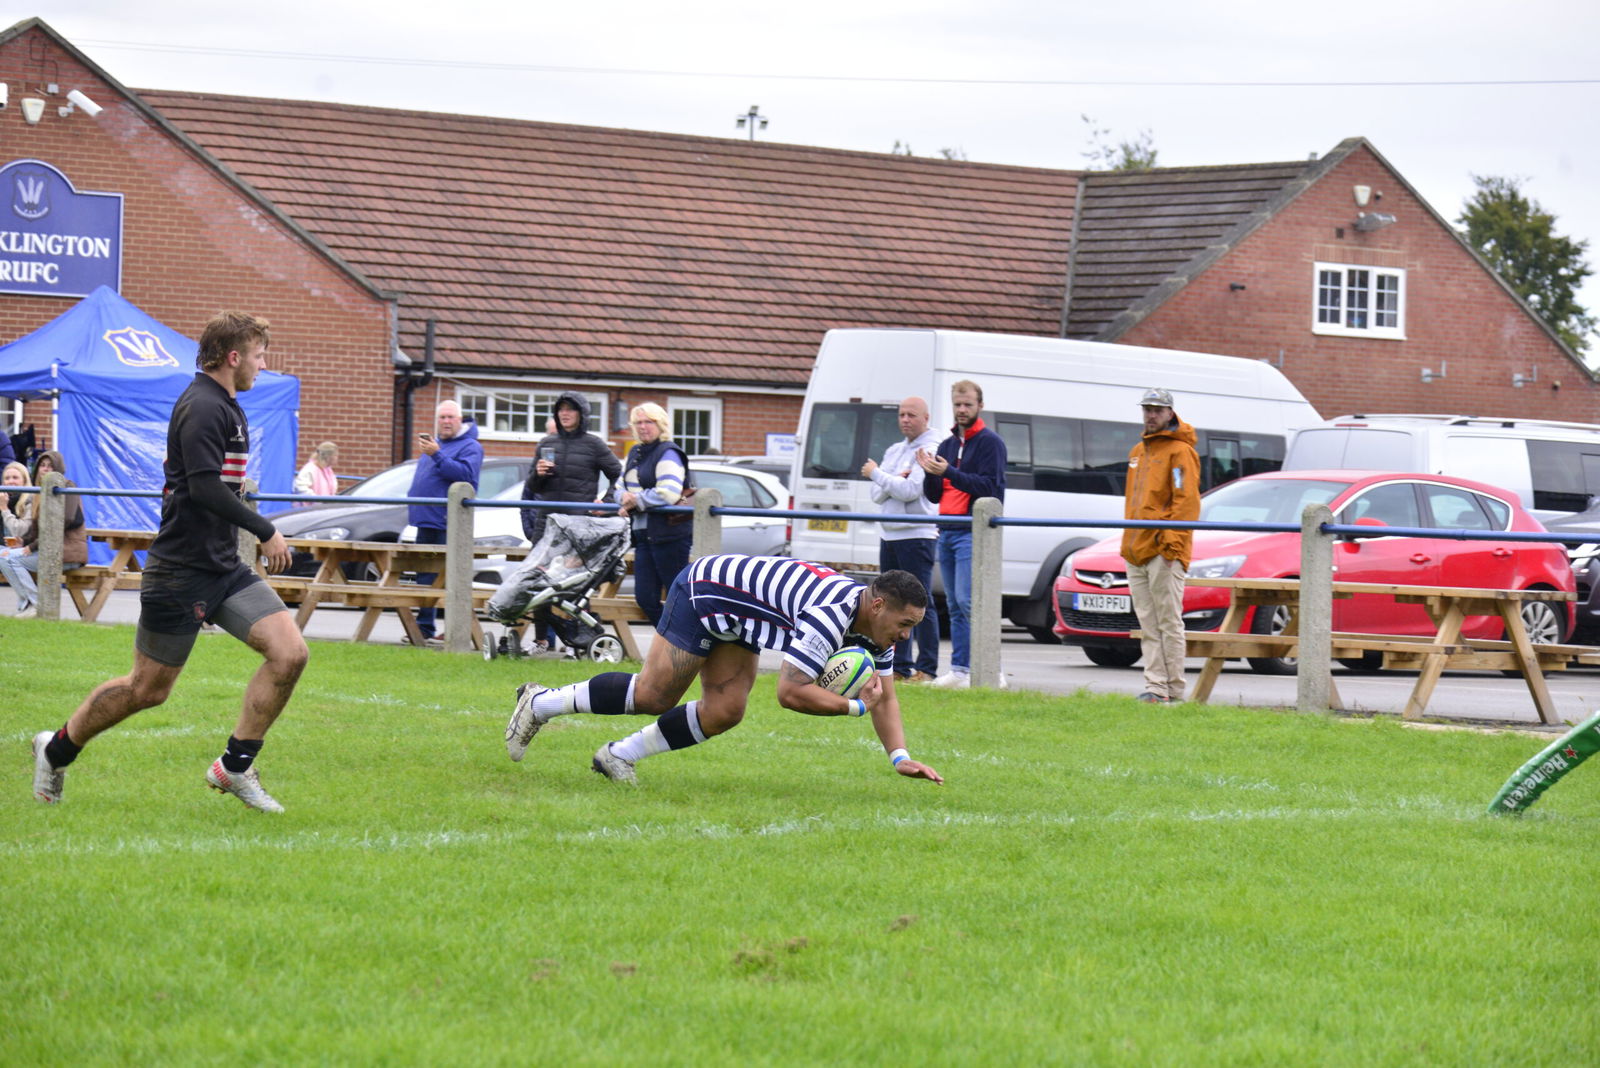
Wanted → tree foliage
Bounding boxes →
[1080,114,1158,171]
[1457,175,1595,354]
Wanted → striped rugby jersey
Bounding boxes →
[686,554,891,678]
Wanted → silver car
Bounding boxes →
[406,461,792,584]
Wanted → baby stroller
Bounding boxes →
[482,512,632,662]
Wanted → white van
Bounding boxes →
[789,328,1322,639]
[1284,414,1600,519]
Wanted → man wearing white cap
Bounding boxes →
[1122,388,1200,703]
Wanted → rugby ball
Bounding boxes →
[817,646,874,699]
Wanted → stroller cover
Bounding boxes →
[486,512,630,625]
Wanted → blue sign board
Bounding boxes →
[0,158,123,298]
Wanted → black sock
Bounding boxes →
[586,672,634,714]
[221,736,264,773]
[44,723,81,769]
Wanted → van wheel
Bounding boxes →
[1027,627,1061,645]
[1500,596,1565,677]
[1083,645,1141,668]
[1247,605,1297,675]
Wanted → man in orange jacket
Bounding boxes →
[1121,388,1200,703]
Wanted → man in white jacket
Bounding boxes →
[861,396,943,682]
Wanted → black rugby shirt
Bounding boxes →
[148,373,278,571]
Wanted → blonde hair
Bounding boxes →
[315,441,338,463]
[630,402,672,440]
[1,460,28,485]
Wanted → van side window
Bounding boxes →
[1528,440,1600,513]
[1083,419,1142,495]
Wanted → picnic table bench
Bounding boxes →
[1153,577,1581,724]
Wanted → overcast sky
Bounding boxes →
[38,0,1600,341]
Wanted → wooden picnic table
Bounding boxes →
[62,529,157,622]
[1180,577,1579,724]
[274,538,508,648]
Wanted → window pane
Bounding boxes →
[1345,269,1369,329]
[1423,485,1491,530]
[865,406,902,468]
[674,408,713,455]
[495,391,530,435]
[459,393,489,427]
[1375,274,1400,328]
[1340,482,1420,527]
[1317,270,1342,324]
[803,405,861,477]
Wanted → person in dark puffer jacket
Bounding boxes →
[520,391,622,545]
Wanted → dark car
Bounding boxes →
[1539,505,1600,643]
[269,457,530,578]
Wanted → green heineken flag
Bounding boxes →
[1488,710,1600,815]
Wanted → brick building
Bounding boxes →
[2,17,1591,482]
[0,20,397,477]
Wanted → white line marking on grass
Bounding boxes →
[1,724,203,745]
[6,799,1513,859]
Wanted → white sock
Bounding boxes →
[612,723,671,764]
[534,684,580,718]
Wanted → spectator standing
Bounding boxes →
[521,392,621,545]
[918,379,1007,689]
[0,450,87,617]
[406,399,484,645]
[618,402,691,627]
[862,395,942,683]
[293,441,340,502]
[1122,388,1201,704]
[30,311,305,810]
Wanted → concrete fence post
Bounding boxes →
[1297,503,1335,712]
[969,497,1004,688]
[691,487,723,560]
[37,472,65,621]
[237,478,260,570]
[445,482,476,653]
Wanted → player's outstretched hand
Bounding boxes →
[896,759,943,785]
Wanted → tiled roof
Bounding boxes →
[138,91,1079,387]
[1064,159,1317,340]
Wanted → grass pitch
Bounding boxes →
[4,619,1598,1065]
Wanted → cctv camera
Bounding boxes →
[65,89,102,117]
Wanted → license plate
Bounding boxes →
[807,518,848,533]
[1074,593,1131,613]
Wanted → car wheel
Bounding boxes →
[1501,596,1566,677]
[1027,626,1061,645]
[1247,604,1297,676]
[1336,652,1384,673]
[1083,644,1141,668]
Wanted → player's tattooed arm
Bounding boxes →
[777,662,841,716]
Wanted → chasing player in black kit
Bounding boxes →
[30,312,308,811]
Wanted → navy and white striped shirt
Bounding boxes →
[686,555,891,678]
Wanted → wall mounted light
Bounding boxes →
[1354,212,1397,232]
[1421,360,1447,383]
[20,96,44,124]
[59,88,103,118]
[1512,367,1538,388]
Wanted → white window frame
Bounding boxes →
[1312,261,1406,340]
[457,389,608,442]
[668,396,722,455]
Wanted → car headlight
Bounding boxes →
[1189,554,1245,579]
[302,526,350,540]
[475,535,526,548]
[1058,551,1079,579]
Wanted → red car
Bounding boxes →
[1052,470,1575,674]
